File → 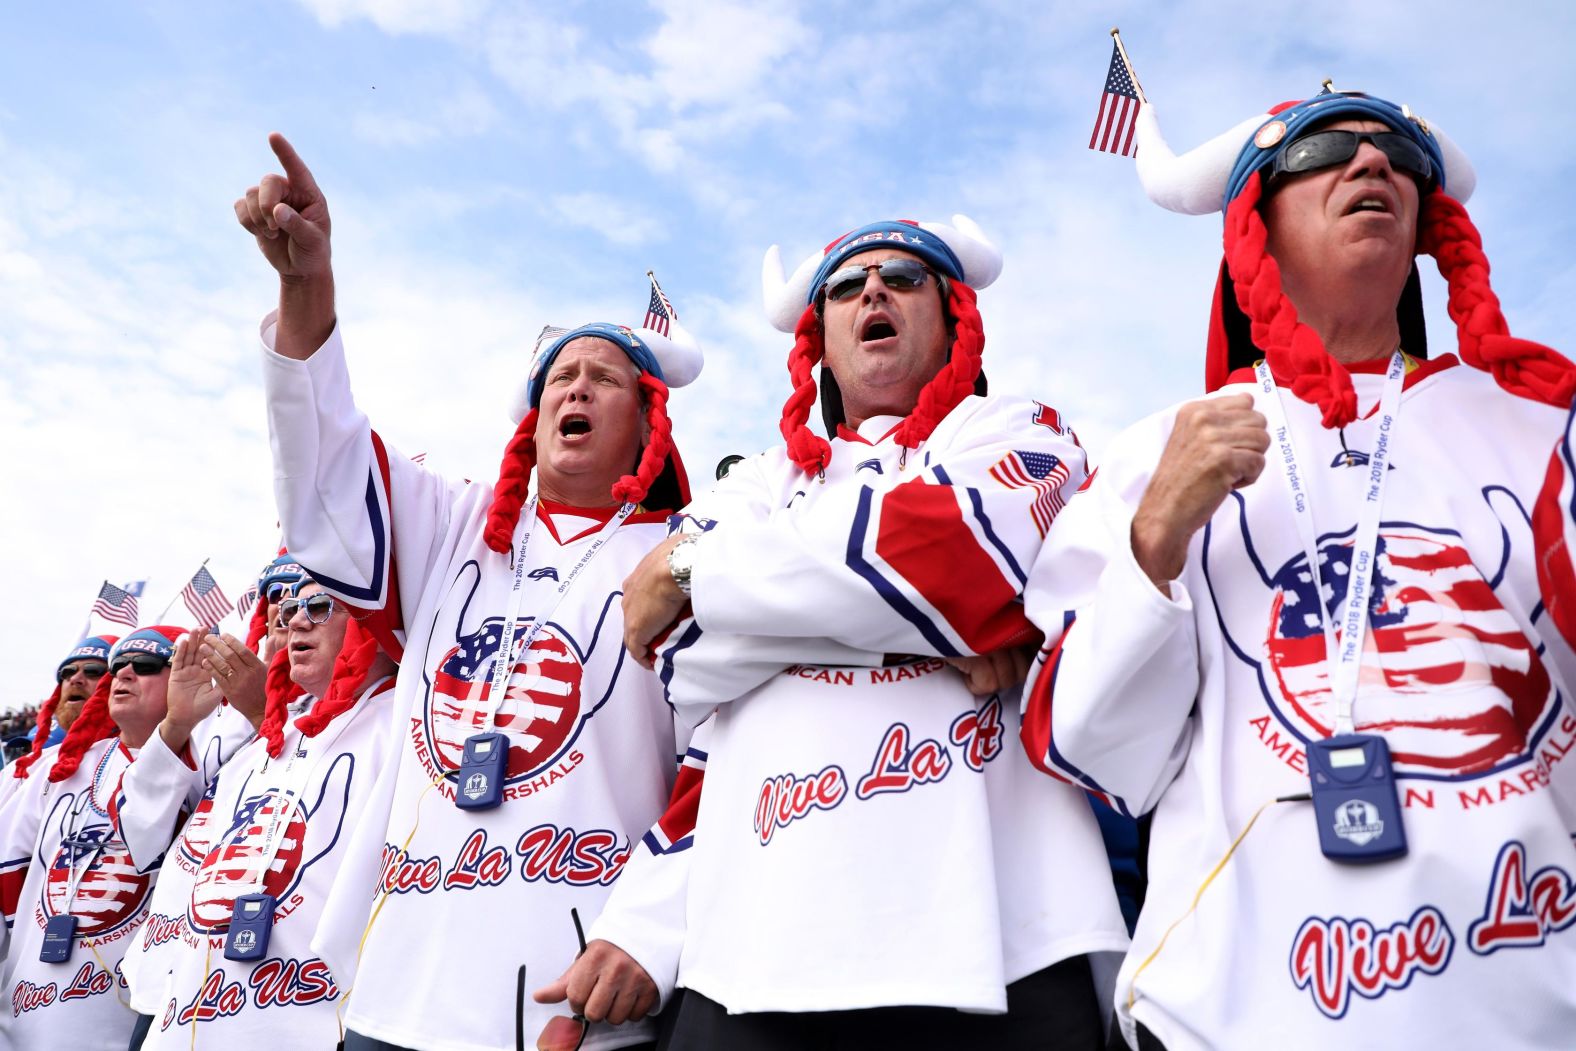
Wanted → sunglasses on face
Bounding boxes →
[57,663,109,683]
[821,257,933,303]
[110,655,169,677]
[1272,129,1432,183]
[277,594,338,627]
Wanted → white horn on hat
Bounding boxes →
[1430,123,1475,203]
[762,243,824,334]
[918,214,1003,289]
[1135,104,1270,215]
[634,316,704,390]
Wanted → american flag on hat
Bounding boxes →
[644,271,678,337]
[91,581,141,628]
[182,566,233,628]
[1090,31,1144,158]
[990,450,1073,537]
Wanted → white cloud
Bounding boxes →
[352,79,501,147]
[294,0,491,35]
[548,192,666,247]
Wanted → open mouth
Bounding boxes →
[291,641,313,655]
[1345,194,1392,216]
[559,412,592,438]
[859,314,898,344]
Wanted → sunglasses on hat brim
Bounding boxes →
[1272,129,1432,184]
[263,582,293,604]
[110,655,170,677]
[57,662,109,683]
[820,257,934,303]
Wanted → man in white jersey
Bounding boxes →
[0,627,184,1051]
[580,217,1128,1049]
[233,134,703,1051]
[127,578,397,1049]
[1021,87,1576,1050]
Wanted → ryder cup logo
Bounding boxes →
[1332,800,1385,847]
[464,772,490,800]
[233,929,257,953]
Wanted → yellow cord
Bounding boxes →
[1127,796,1303,1012]
[335,771,447,1044]
[86,938,132,1012]
[189,940,214,1051]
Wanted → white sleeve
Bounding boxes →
[0,766,49,937]
[1534,398,1576,687]
[587,718,712,1010]
[260,313,466,647]
[111,731,201,873]
[690,396,1086,659]
[1019,411,1201,818]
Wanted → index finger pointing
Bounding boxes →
[268,132,321,198]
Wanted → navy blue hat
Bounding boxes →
[56,636,114,676]
[524,323,665,411]
[109,626,183,664]
[1223,92,1446,210]
[259,554,306,595]
[806,222,966,305]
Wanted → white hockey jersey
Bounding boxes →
[625,396,1129,1014]
[259,318,687,1051]
[1022,356,1576,1050]
[0,739,152,1050]
[124,676,395,1049]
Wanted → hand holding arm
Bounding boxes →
[622,535,688,669]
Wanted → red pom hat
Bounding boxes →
[483,279,705,555]
[1133,85,1575,424]
[761,217,1003,476]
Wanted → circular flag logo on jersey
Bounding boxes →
[425,617,587,783]
[1261,527,1556,778]
[188,791,308,933]
[43,829,152,938]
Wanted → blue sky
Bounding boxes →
[3,0,1573,709]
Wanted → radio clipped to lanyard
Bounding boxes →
[456,495,636,811]
[40,836,104,963]
[1258,352,1408,863]
[223,712,356,962]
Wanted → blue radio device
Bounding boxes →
[39,914,78,963]
[456,732,507,810]
[224,893,276,961]
[1308,733,1408,863]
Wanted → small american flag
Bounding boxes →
[182,566,233,628]
[1090,40,1141,157]
[91,581,141,628]
[236,584,261,622]
[991,450,1073,537]
[644,271,677,337]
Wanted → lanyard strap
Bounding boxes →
[242,681,372,897]
[1256,351,1406,735]
[480,495,636,731]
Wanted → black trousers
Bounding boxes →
[657,955,1103,1051]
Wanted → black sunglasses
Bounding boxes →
[110,655,169,677]
[517,908,589,1051]
[57,662,109,683]
[1273,129,1432,183]
[821,257,932,303]
[277,594,337,627]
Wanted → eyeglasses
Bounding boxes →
[264,582,292,604]
[110,655,169,677]
[1272,129,1432,183]
[277,594,337,627]
[821,257,933,303]
[57,663,109,683]
[517,908,589,1051]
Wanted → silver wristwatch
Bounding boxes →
[667,534,702,596]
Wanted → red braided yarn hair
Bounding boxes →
[294,618,382,739]
[257,645,302,760]
[780,279,987,476]
[244,592,270,651]
[611,373,674,505]
[11,687,61,780]
[46,675,116,784]
[1224,173,1576,427]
